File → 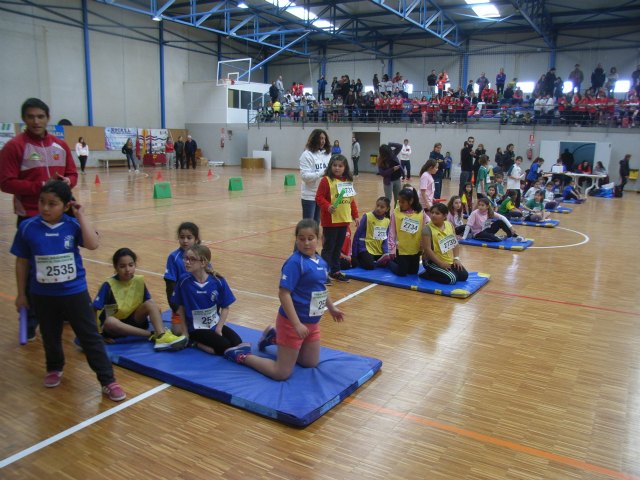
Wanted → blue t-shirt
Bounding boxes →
[278,251,329,325]
[164,247,187,282]
[563,185,575,198]
[171,272,236,333]
[10,214,88,296]
[526,162,540,181]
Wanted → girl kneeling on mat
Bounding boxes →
[172,245,245,355]
[224,219,344,381]
[388,187,430,277]
[420,203,469,285]
[463,198,524,243]
[352,196,391,270]
[93,248,187,351]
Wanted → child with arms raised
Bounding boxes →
[224,220,344,381]
[420,203,469,285]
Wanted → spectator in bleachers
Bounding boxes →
[496,68,506,96]
[590,63,606,92]
[427,70,437,98]
[606,67,618,97]
[544,68,557,96]
[476,72,489,94]
[317,75,327,101]
[437,71,448,95]
[569,64,584,93]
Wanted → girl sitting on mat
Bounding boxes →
[463,198,524,243]
[522,190,551,222]
[172,244,245,356]
[523,179,542,203]
[387,187,429,277]
[93,248,187,350]
[498,190,523,218]
[420,203,469,285]
[485,184,500,209]
[352,196,391,270]
[164,222,201,335]
[446,195,466,236]
[461,182,474,216]
[223,219,344,381]
[418,159,438,210]
[563,179,586,203]
[543,182,559,210]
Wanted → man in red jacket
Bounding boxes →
[0,97,78,340]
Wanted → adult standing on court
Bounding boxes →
[0,97,78,340]
[399,138,412,180]
[185,135,197,169]
[299,129,331,223]
[460,141,474,195]
[174,135,185,169]
[351,136,361,177]
[75,137,89,175]
[165,136,175,169]
[429,142,445,199]
[619,154,631,193]
[377,142,403,207]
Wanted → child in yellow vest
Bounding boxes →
[93,248,187,351]
[315,155,360,282]
[387,187,429,276]
[420,203,469,284]
[352,196,391,270]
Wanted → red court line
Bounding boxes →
[482,289,640,317]
[344,397,640,480]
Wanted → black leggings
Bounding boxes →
[473,220,515,242]
[78,155,88,172]
[388,253,421,277]
[321,226,348,274]
[165,279,178,313]
[454,225,466,236]
[32,291,115,386]
[419,260,469,285]
[190,326,242,355]
[357,250,382,270]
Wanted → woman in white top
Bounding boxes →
[75,137,89,174]
[299,129,331,223]
[399,138,412,180]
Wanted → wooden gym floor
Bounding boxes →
[0,165,638,480]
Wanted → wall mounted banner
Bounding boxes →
[105,127,138,150]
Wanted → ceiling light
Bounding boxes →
[238,1,249,8]
[465,0,489,4]
[472,4,500,18]
[152,15,162,21]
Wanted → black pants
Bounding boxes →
[357,251,382,270]
[401,160,411,179]
[352,156,360,176]
[473,220,515,242]
[186,152,196,169]
[420,260,469,285]
[32,291,115,386]
[454,225,466,236]
[190,326,242,355]
[504,210,523,218]
[388,253,421,277]
[78,155,88,172]
[165,279,178,313]
[459,170,472,196]
[175,152,184,169]
[321,226,348,274]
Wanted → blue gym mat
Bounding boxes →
[343,267,490,298]
[105,321,381,427]
[509,219,559,228]
[548,206,572,213]
[459,237,534,251]
[561,198,582,204]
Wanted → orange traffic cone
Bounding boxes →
[94,174,101,185]
[156,171,163,181]
[207,169,213,177]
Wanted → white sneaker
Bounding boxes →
[515,235,525,242]
[135,170,140,174]
[128,169,132,173]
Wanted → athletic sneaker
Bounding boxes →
[515,235,526,242]
[329,272,350,283]
[44,371,63,388]
[102,382,126,402]
[258,326,276,352]
[224,343,252,364]
[154,330,188,351]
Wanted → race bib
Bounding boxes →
[309,290,328,317]
[438,234,458,254]
[192,307,220,330]
[35,253,77,283]
[336,182,356,198]
[373,226,388,240]
[400,217,420,235]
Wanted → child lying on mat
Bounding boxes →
[224,219,344,381]
[420,203,469,285]
[172,245,245,356]
[463,198,524,242]
[352,196,391,270]
[93,248,187,351]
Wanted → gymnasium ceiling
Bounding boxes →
[5,1,640,61]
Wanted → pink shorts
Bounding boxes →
[276,313,320,350]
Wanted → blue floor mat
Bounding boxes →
[105,321,381,427]
[343,267,490,298]
[459,237,534,251]
[548,206,572,213]
[509,219,559,227]
[561,198,582,204]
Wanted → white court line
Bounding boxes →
[0,383,171,469]
[333,283,378,305]
[528,227,590,249]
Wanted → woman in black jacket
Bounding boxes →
[377,142,403,207]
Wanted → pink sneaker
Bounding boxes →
[102,382,126,402]
[44,371,63,388]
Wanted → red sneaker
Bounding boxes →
[102,382,126,402]
[44,371,63,388]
